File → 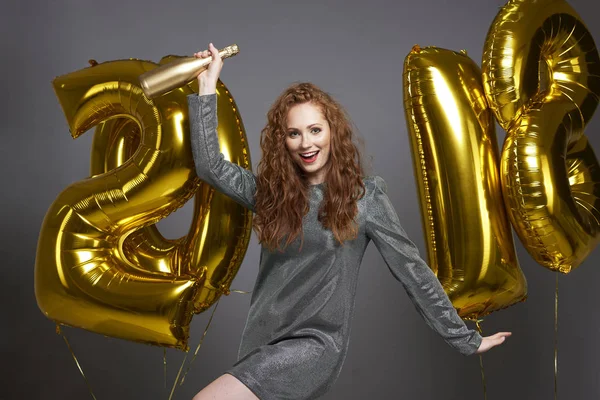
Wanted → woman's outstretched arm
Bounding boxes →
[365,176,510,356]
[188,42,257,211]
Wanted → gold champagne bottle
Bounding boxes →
[139,44,239,99]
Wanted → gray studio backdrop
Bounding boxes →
[3,0,600,399]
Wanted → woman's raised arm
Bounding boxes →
[187,43,257,211]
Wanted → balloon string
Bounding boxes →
[168,287,251,399]
[179,297,221,386]
[231,289,252,294]
[56,324,97,400]
[177,287,251,385]
[168,352,188,400]
[554,271,559,400]
[163,348,168,389]
[475,319,487,400]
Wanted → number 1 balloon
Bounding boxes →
[403,46,527,320]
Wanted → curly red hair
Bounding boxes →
[253,82,366,251]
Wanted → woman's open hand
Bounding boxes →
[194,42,223,96]
[475,332,512,354]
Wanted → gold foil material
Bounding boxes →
[35,55,252,349]
[403,46,527,320]
[139,44,239,99]
[483,0,600,272]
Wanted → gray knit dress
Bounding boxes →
[188,93,482,400]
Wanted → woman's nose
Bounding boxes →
[300,133,312,148]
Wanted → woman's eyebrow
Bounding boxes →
[287,123,322,131]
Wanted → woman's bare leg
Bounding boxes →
[192,373,259,400]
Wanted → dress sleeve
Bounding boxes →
[365,176,482,356]
[187,93,257,212]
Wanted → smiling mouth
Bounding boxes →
[299,150,319,162]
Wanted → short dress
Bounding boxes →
[187,93,483,400]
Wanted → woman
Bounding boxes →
[189,43,511,400]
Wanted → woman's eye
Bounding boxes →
[288,131,299,137]
[311,128,321,134]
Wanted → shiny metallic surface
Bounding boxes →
[139,44,239,99]
[403,46,527,320]
[483,0,600,272]
[35,58,252,349]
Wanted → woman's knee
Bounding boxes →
[192,373,259,400]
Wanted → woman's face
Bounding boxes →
[285,102,332,185]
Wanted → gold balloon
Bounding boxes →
[483,0,600,273]
[35,57,253,349]
[403,46,527,320]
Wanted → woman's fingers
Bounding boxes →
[194,44,222,61]
[490,332,511,346]
[493,332,512,339]
[193,49,211,58]
[209,42,221,62]
[475,331,512,354]
[196,42,223,95]
[205,43,223,76]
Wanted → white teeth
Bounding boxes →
[301,151,318,157]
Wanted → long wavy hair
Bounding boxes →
[253,82,366,252]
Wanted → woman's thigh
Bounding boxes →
[192,373,259,400]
